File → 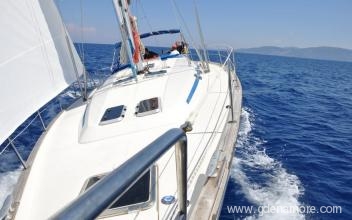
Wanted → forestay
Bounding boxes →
[0,0,84,145]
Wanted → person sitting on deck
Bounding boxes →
[180,41,189,54]
[171,41,188,54]
[169,44,180,55]
[176,41,184,54]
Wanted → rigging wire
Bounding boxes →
[193,0,210,71]
[169,0,203,63]
[137,0,159,46]
[56,1,84,96]
[79,0,88,99]
[80,0,85,66]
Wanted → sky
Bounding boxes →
[55,0,352,49]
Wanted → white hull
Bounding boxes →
[8,55,242,220]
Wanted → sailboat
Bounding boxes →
[0,0,242,219]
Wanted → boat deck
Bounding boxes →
[10,56,242,220]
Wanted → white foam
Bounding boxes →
[61,90,80,99]
[238,107,252,138]
[0,170,21,209]
[231,108,304,220]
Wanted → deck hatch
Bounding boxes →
[81,167,156,217]
[100,105,126,125]
[135,97,161,117]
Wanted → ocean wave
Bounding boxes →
[0,170,21,210]
[60,90,81,99]
[231,108,304,220]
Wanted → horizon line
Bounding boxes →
[72,42,352,51]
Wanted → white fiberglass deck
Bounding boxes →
[13,56,236,220]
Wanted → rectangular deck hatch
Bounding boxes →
[85,171,150,207]
[100,105,126,125]
[135,97,161,117]
[81,167,156,217]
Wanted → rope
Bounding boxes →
[169,0,204,63]
[80,0,85,66]
[0,142,11,156]
[0,111,41,156]
[193,0,210,70]
[56,1,85,96]
[138,0,159,46]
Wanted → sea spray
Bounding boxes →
[231,108,304,220]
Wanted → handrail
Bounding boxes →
[0,103,60,170]
[189,44,236,73]
[0,109,47,169]
[0,67,108,171]
[221,47,234,68]
[227,61,235,122]
[205,44,236,121]
[52,128,187,220]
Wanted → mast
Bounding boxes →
[112,0,143,78]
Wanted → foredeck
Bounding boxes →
[11,56,238,220]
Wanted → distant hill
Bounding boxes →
[237,46,352,62]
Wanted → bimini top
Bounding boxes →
[113,29,180,49]
[139,29,180,39]
[111,29,181,73]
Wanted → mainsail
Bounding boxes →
[0,0,84,145]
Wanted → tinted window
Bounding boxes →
[136,97,161,117]
[100,105,126,125]
[84,170,151,208]
[111,171,150,208]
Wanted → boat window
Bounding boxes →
[81,167,156,217]
[110,171,150,208]
[100,105,126,125]
[135,97,161,117]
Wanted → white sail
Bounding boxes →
[0,0,84,145]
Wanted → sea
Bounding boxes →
[0,44,351,220]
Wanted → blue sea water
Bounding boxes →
[0,44,351,220]
[220,53,352,220]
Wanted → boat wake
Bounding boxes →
[0,170,20,209]
[231,108,304,220]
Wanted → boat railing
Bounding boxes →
[0,87,82,172]
[0,68,108,172]
[52,128,188,220]
[206,44,237,121]
[0,108,50,170]
[189,44,236,74]
[206,44,236,69]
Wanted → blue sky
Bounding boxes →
[55,0,352,49]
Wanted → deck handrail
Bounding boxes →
[0,68,108,171]
[206,44,235,67]
[52,128,187,220]
[0,109,48,169]
[189,44,236,73]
